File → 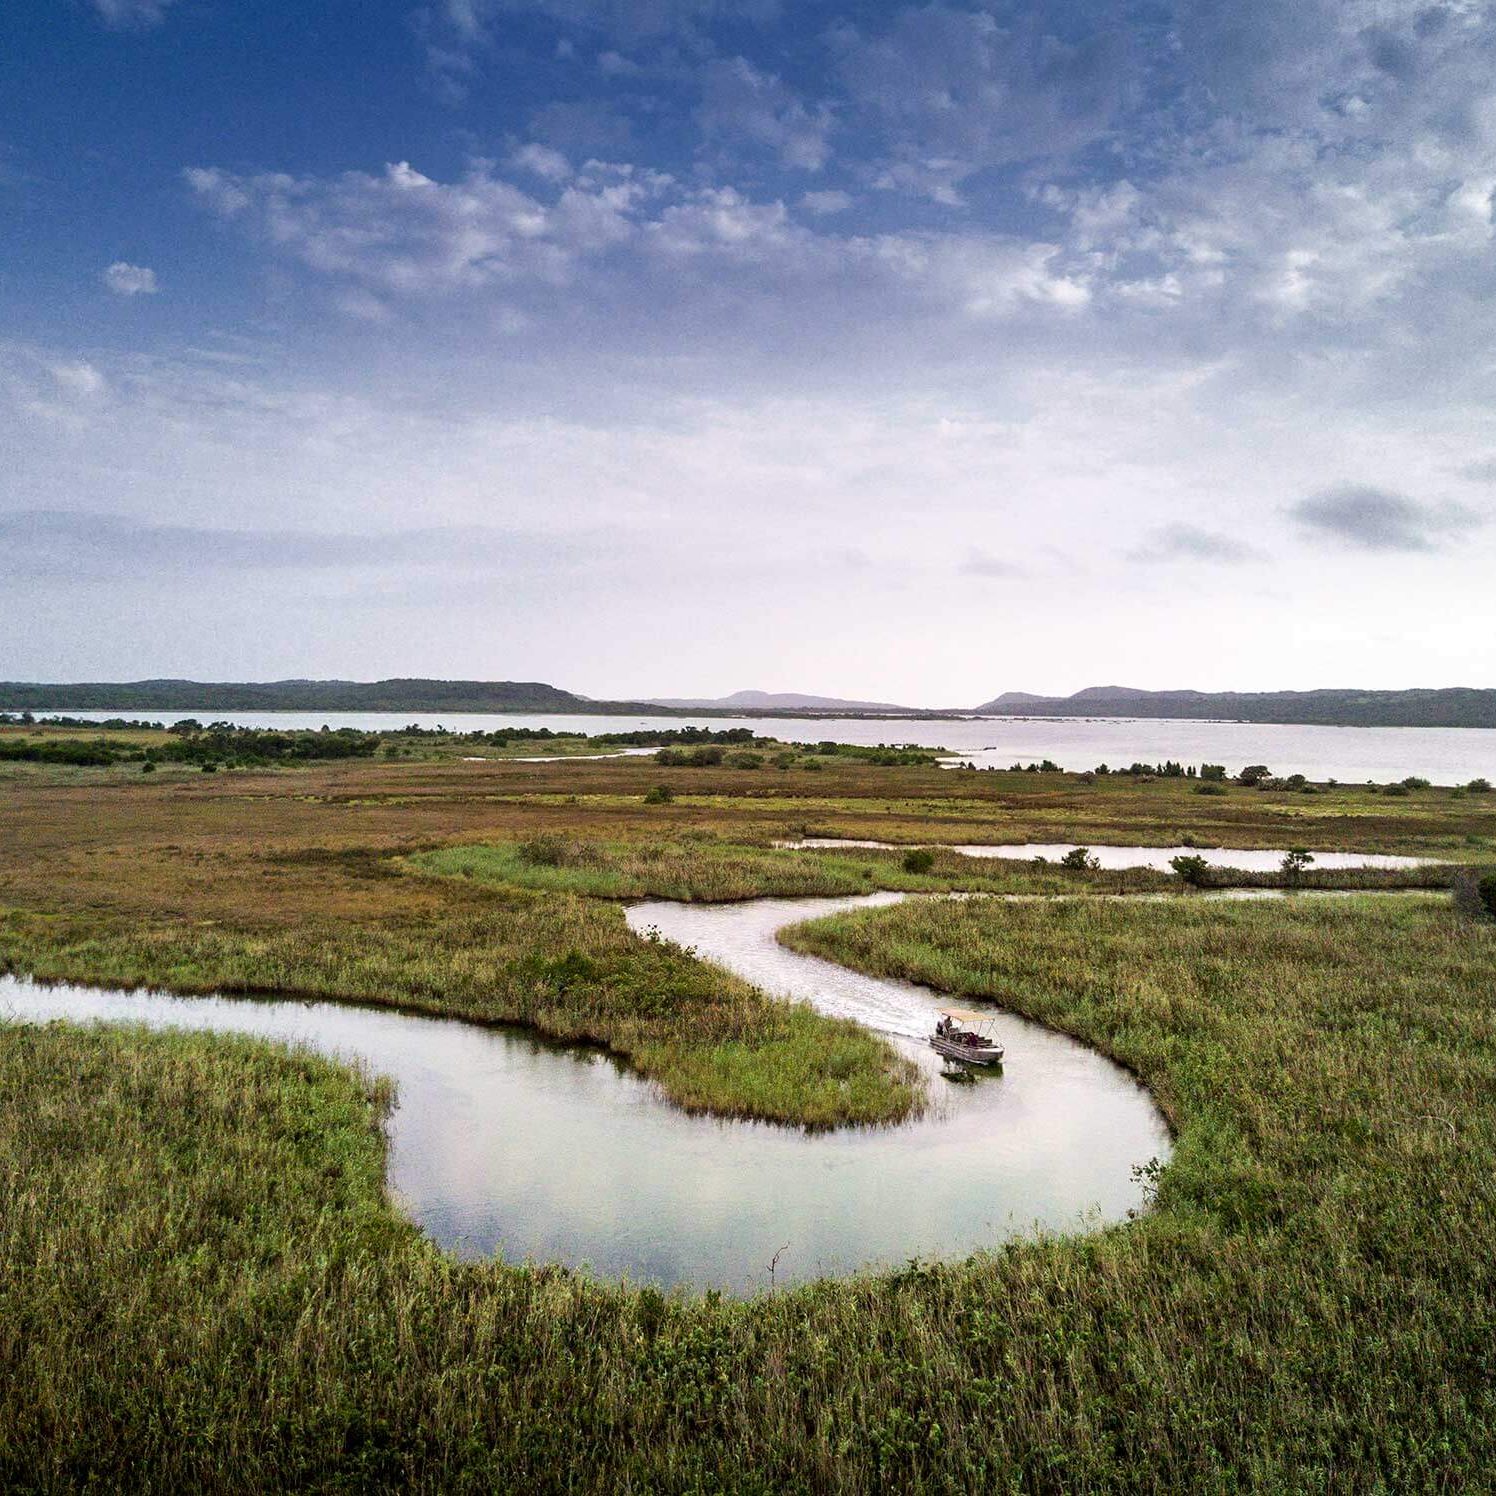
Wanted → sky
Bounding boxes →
[3,0,1495,703]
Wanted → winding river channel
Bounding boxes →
[1,891,1170,1294]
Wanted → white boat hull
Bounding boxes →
[929,1035,1004,1066]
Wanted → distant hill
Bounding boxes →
[0,678,656,714]
[647,689,925,714]
[972,686,1496,729]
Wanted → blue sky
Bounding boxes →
[3,0,1495,698]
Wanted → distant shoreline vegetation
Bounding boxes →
[4,678,1496,727]
[0,679,964,720]
[975,685,1496,729]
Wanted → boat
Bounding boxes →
[929,1008,1005,1067]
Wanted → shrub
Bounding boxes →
[772,751,797,769]
[1060,847,1100,871]
[1239,765,1271,786]
[642,786,673,805]
[655,746,724,767]
[1401,776,1431,791]
[902,849,935,875]
[1383,783,1411,797]
[1281,848,1314,883]
[1452,867,1496,921]
[726,751,763,770]
[1194,783,1228,796]
[1200,763,1226,781]
[1170,853,1211,887]
[1467,778,1492,793]
[517,834,570,866]
[141,761,156,774]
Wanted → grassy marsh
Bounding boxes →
[5,894,1496,1488]
[6,743,1496,1486]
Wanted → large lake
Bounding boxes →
[37,709,1496,783]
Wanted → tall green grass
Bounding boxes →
[413,836,1446,904]
[5,894,1496,1488]
[0,897,918,1130]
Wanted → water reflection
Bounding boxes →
[778,837,1429,872]
[2,893,1169,1293]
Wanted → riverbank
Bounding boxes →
[4,886,1495,1487]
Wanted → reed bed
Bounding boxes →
[0,897,919,1130]
[4,894,1496,1489]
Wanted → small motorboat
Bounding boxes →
[929,1007,1005,1067]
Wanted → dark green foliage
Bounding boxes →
[642,786,674,805]
[725,752,764,770]
[1239,765,1271,786]
[518,834,572,866]
[901,849,935,874]
[1060,847,1100,870]
[1170,853,1211,886]
[1454,868,1496,921]
[655,746,726,767]
[600,728,759,747]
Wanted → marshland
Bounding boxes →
[2,715,1496,1487]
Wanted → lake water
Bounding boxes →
[34,709,1496,783]
[779,838,1431,871]
[1,892,1168,1294]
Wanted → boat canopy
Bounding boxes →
[937,1007,995,1024]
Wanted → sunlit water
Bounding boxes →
[778,838,1431,872]
[2,892,1170,1294]
[40,709,1496,782]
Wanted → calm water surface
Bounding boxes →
[780,838,1430,871]
[2,892,1169,1293]
[41,709,1496,783]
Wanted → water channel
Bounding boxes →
[2,891,1170,1293]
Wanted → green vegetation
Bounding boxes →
[7,745,1496,1485]
[0,721,379,769]
[975,682,1496,728]
[6,889,1496,1486]
[0,897,916,1131]
[774,892,1496,1486]
[417,835,1435,904]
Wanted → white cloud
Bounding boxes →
[48,361,106,397]
[507,143,572,182]
[91,0,177,28]
[831,4,1138,197]
[103,262,159,296]
[697,57,834,172]
[800,190,852,217]
[184,155,1111,328]
[185,160,643,293]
